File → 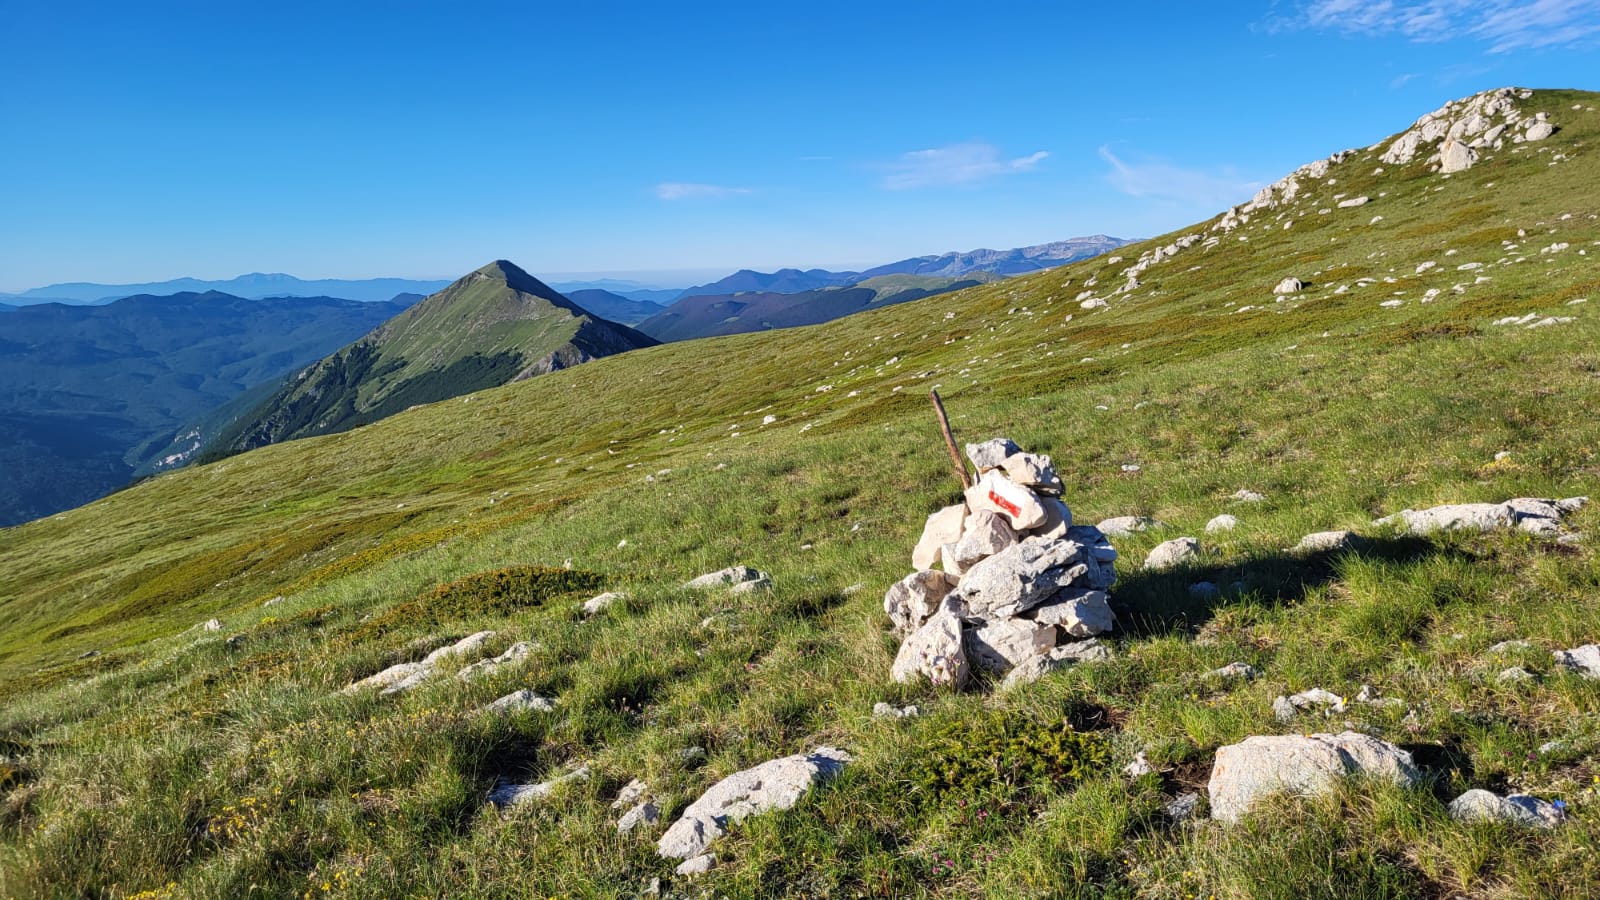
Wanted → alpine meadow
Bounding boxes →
[0,81,1597,898]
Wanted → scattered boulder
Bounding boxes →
[1232,489,1266,503]
[1448,789,1565,828]
[685,566,772,592]
[1376,497,1585,536]
[202,619,222,632]
[872,702,921,719]
[481,689,556,715]
[583,592,625,617]
[1206,514,1239,533]
[1273,277,1305,295]
[1497,666,1535,683]
[617,800,661,834]
[1144,537,1201,570]
[1439,139,1477,173]
[676,854,717,876]
[1209,732,1421,823]
[341,631,499,696]
[457,641,533,681]
[1525,121,1556,141]
[1098,515,1162,537]
[612,778,650,810]
[1553,644,1600,678]
[656,747,851,860]
[488,765,591,809]
[1293,530,1357,553]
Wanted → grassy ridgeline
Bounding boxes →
[1,89,1599,897]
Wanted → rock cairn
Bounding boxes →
[885,437,1117,689]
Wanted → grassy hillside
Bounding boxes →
[1,88,1598,898]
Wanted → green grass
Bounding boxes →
[2,89,1600,898]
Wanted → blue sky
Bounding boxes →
[2,0,1598,291]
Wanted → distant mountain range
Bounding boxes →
[562,289,667,326]
[636,273,1001,342]
[200,261,657,460]
[672,236,1132,301]
[0,291,414,527]
[2,273,453,305]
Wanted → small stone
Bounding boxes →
[965,437,1021,472]
[583,592,625,617]
[1487,640,1532,654]
[612,778,650,809]
[1097,515,1163,537]
[1209,661,1257,680]
[457,641,534,681]
[1144,537,1201,571]
[1232,489,1266,502]
[1026,588,1115,637]
[1497,666,1534,683]
[1293,530,1357,553]
[1448,789,1565,828]
[202,619,222,632]
[872,702,921,719]
[1000,451,1062,492]
[1206,514,1238,533]
[675,854,717,876]
[1188,581,1221,599]
[882,570,960,636]
[1123,751,1155,777]
[617,801,661,834]
[1164,792,1201,822]
[488,765,591,809]
[891,597,969,688]
[1553,644,1600,678]
[684,566,772,591]
[482,690,556,715]
[1273,277,1305,295]
[1273,695,1297,722]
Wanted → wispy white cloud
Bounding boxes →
[1389,72,1420,88]
[879,142,1048,190]
[654,182,752,201]
[1268,0,1600,52]
[1098,146,1264,209]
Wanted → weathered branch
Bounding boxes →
[928,390,971,491]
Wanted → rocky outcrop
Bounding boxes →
[341,631,498,695]
[1448,790,1565,828]
[1376,496,1585,537]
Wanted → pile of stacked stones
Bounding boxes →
[885,437,1117,689]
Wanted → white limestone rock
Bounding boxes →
[656,747,851,860]
[488,765,591,809]
[617,800,661,834]
[882,570,960,636]
[583,591,626,617]
[1376,503,1514,535]
[1026,588,1114,637]
[1439,139,1477,173]
[457,641,534,681]
[965,437,1021,472]
[684,565,772,591]
[964,617,1055,673]
[912,504,967,570]
[1000,451,1063,493]
[1144,537,1201,571]
[1293,530,1357,553]
[1098,515,1162,537]
[1029,496,1073,541]
[1208,661,1257,680]
[954,537,1088,621]
[942,510,1020,576]
[676,854,717,876]
[1448,789,1565,828]
[1525,121,1556,141]
[1553,644,1600,678]
[891,596,970,688]
[1208,732,1420,823]
[999,638,1112,689]
[1273,277,1305,295]
[965,469,1048,530]
[482,689,556,715]
[1206,514,1239,533]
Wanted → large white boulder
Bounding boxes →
[657,747,851,859]
[1209,732,1420,823]
[1439,139,1477,173]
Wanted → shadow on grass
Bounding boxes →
[1110,534,1456,639]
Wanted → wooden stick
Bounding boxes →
[928,390,971,490]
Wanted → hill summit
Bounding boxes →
[205,260,657,457]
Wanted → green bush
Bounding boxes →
[911,711,1110,801]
